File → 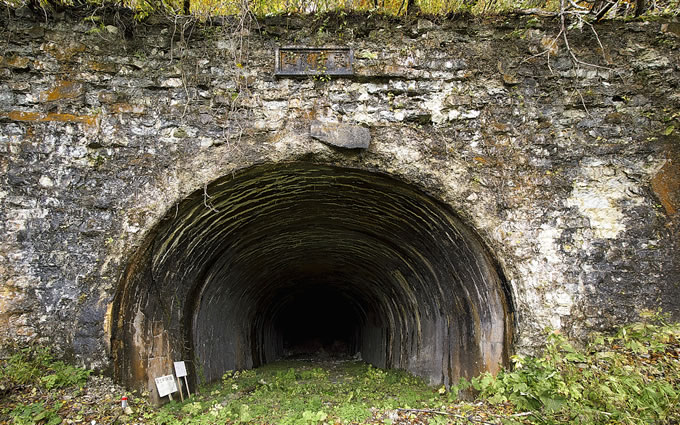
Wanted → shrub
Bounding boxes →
[41,361,91,390]
[9,402,62,425]
[471,315,680,424]
[0,346,91,392]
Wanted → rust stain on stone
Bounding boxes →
[660,22,680,37]
[45,113,97,125]
[490,121,511,133]
[382,65,407,75]
[41,81,84,102]
[6,111,42,121]
[1,55,31,69]
[42,41,86,61]
[651,156,679,216]
[88,61,119,73]
[3,111,98,126]
[540,36,559,55]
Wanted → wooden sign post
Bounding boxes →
[154,374,178,401]
[174,361,191,399]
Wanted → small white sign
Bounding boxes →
[174,361,187,378]
[155,374,178,398]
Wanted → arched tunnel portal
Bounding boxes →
[110,163,514,398]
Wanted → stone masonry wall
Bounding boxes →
[0,11,679,373]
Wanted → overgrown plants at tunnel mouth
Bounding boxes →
[1,314,679,424]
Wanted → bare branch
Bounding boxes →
[511,8,558,15]
[203,184,220,213]
[559,0,613,71]
[567,0,590,11]
[575,88,592,116]
[583,19,610,64]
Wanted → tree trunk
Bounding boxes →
[407,0,419,15]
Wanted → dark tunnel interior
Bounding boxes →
[271,285,362,357]
[112,163,514,398]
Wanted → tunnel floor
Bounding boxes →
[177,358,458,423]
[112,163,513,398]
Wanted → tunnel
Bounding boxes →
[110,163,514,398]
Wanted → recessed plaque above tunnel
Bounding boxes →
[275,46,353,76]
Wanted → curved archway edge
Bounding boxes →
[110,162,515,401]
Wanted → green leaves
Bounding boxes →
[0,347,51,388]
[0,346,94,425]
[468,318,680,424]
[9,402,62,425]
[0,346,90,392]
[301,409,327,423]
[41,362,91,390]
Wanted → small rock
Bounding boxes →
[497,61,520,85]
[660,23,680,37]
[310,121,370,149]
[417,19,435,31]
[98,91,118,103]
[39,176,54,187]
[14,6,34,18]
[160,78,183,88]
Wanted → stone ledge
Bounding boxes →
[310,120,371,149]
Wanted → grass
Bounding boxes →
[0,346,91,424]
[0,346,90,393]
[152,359,443,424]
[0,314,679,424]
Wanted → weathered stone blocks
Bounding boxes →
[0,12,678,399]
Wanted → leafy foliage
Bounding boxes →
[143,316,680,424]
[0,346,91,392]
[40,361,92,390]
[469,313,680,424]
[0,346,92,424]
[9,402,62,425]
[0,346,53,390]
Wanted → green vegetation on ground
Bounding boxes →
[462,312,680,424]
[0,346,91,424]
[150,360,440,424]
[0,314,679,424]
[0,346,91,393]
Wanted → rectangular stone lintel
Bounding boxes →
[275,46,353,77]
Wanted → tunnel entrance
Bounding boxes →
[111,163,514,400]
